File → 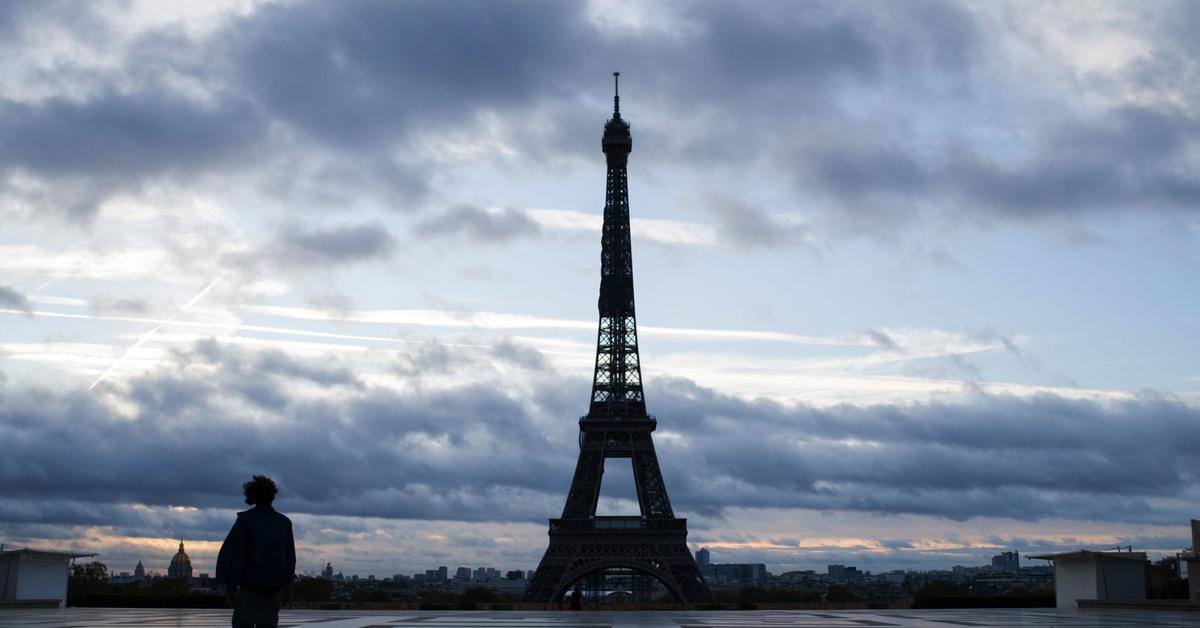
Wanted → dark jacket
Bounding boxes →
[215,505,296,589]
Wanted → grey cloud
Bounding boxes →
[704,196,808,249]
[0,90,264,221]
[650,378,1200,523]
[797,103,1200,225]
[692,3,881,85]
[0,0,1000,228]
[0,0,1107,234]
[969,330,1037,370]
[5,339,572,527]
[862,329,900,351]
[181,338,362,389]
[445,533,498,548]
[687,6,1200,229]
[3,0,1193,234]
[491,339,548,371]
[253,348,362,388]
[415,206,541,242]
[0,92,259,177]
[3,339,1199,539]
[393,339,459,377]
[806,145,932,201]
[274,221,395,265]
[0,498,236,542]
[0,1,111,54]
[937,352,983,381]
[648,0,979,108]
[394,338,549,378]
[0,285,31,313]
[221,1,588,149]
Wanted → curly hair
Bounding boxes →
[242,475,278,506]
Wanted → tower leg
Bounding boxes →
[524,524,713,605]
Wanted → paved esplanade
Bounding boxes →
[2,608,1198,627]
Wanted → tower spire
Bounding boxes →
[613,71,620,118]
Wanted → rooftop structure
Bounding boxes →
[1030,549,1149,609]
[0,547,95,608]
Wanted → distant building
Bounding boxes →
[455,567,471,580]
[167,541,193,581]
[1184,519,1200,602]
[702,562,766,586]
[695,547,710,567]
[991,551,1019,572]
[110,569,143,586]
[0,547,95,608]
[779,570,816,585]
[830,564,859,585]
[880,570,906,585]
[193,573,214,590]
[1030,549,1149,609]
[471,567,500,582]
[322,563,333,580]
[828,564,862,582]
[134,560,145,580]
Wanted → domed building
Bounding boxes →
[167,541,193,580]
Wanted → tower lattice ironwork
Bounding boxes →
[524,74,713,605]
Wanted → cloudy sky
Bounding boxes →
[2,0,1199,579]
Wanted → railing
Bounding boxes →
[549,517,687,532]
[579,415,657,423]
[594,517,644,529]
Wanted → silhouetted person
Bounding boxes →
[216,475,296,628]
[569,584,582,610]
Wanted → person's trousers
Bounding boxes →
[232,586,282,628]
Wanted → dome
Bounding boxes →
[167,540,193,580]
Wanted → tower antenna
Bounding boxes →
[613,71,620,117]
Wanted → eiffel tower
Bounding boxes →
[524,74,713,605]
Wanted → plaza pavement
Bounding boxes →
[1,607,1199,627]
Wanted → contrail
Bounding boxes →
[0,309,426,345]
[88,273,227,391]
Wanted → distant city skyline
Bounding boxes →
[84,540,1162,585]
[101,544,1034,580]
[1,1,1198,578]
